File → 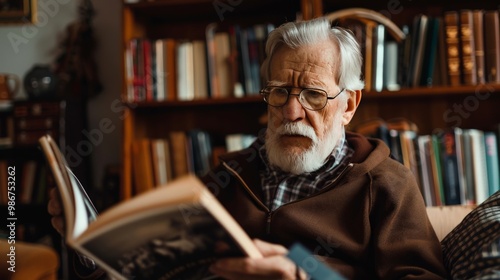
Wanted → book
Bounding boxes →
[459,10,477,85]
[439,129,463,205]
[372,24,385,92]
[419,17,440,87]
[176,41,195,101]
[154,39,166,102]
[163,38,178,102]
[383,40,400,91]
[192,40,209,100]
[228,25,245,97]
[168,131,191,179]
[467,129,489,204]
[484,131,500,196]
[363,22,375,91]
[142,39,155,102]
[443,11,462,86]
[287,243,345,280]
[38,134,262,280]
[150,138,173,186]
[131,139,155,195]
[435,17,449,86]
[246,27,262,95]
[206,23,221,98]
[409,14,428,87]
[214,32,232,98]
[430,134,445,206]
[460,130,476,205]
[484,10,500,83]
[472,10,486,84]
[417,135,436,206]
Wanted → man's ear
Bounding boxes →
[342,89,362,125]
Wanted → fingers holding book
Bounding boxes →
[209,238,307,280]
[47,187,65,236]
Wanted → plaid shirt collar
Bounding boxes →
[259,129,353,210]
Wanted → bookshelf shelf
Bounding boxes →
[363,84,500,99]
[124,95,264,108]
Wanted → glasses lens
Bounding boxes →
[266,87,289,106]
[302,89,327,110]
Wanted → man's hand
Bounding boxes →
[47,187,65,236]
[209,239,307,280]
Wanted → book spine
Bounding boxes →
[420,17,440,87]
[363,23,374,91]
[468,129,489,204]
[440,131,462,205]
[444,11,462,86]
[383,41,400,91]
[472,10,486,84]
[461,130,476,205]
[164,39,177,102]
[484,132,500,196]
[411,15,428,87]
[142,39,154,102]
[154,39,165,102]
[436,17,449,86]
[459,10,477,85]
[372,24,385,92]
[206,23,221,98]
[484,10,500,83]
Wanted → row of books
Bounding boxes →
[130,130,256,195]
[337,9,500,92]
[124,23,275,103]
[0,160,50,205]
[364,124,500,207]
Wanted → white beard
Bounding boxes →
[265,122,342,174]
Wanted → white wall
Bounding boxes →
[0,0,122,190]
[0,0,79,97]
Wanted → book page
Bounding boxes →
[67,168,98,239]
[76,203,247,280]
[39,135,98,240]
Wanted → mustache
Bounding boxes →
[275,122,317,142]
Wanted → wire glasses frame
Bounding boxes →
[260,86,345,111]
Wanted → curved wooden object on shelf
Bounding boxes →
[325,7,406,42]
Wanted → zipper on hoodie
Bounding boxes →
[221,161,355,235]
[266,212,272,234]
[222,161,273,235]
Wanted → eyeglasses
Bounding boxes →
[260,86,345,111]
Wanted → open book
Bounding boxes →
[38,135,262,280]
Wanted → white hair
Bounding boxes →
[261,17,365,92]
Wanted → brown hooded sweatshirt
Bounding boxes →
[201,132,447,279]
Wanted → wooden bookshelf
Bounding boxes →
[120,0,500,200]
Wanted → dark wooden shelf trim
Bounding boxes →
[124,95,265,108]
[125,0,212,8]
[362,84,500,99]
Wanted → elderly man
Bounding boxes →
[49,17,447,279]
[204,17,446,279]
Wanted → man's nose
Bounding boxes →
[282,93,305,121]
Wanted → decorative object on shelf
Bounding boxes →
[0,73,20,100]
[325,8,406,42]
[23,65,58,100]
[13,100,63,146]
[53,0,102,99]
[0,0,37,24]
